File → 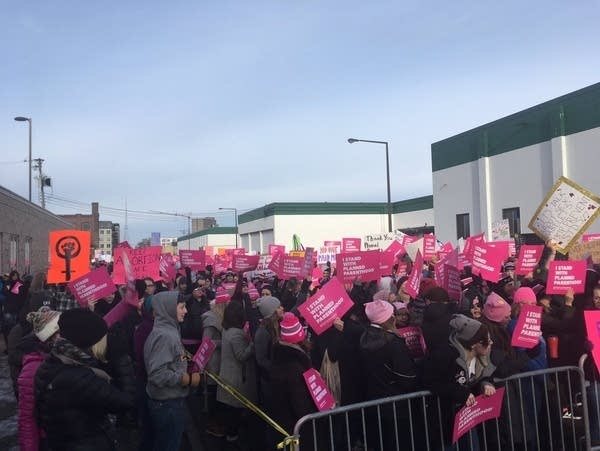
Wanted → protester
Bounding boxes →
[421,286,457,354]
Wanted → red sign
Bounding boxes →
[298,278,354,335]
[546,260,587,294]
[471,243,505,283]
[268,244,285,256]
[68,267,116,307]
[232,254,260,272]
[179,250,206,271]
[404,250,424,299]
[511,305,542,349]
[112,246,161,284]
[515,245,544,275]
[342,238,362,253]
[192,337,216,370]
[303,368,336,411]
[335,250,381,282]
[452,388,505,444]
[423,234,437,260]
[47,230,91,284]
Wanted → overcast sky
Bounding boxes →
[1,1,599,244]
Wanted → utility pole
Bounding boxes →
[32,158,46,208]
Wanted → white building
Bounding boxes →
[432,82,600,244]
[176,227,238,251]
[238,197,434,254]
[98,221,113,258]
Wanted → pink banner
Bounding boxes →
[281,255,306,279]
[546,260,587,294]
[268,244,285,256]
[303,368,336,411]
[335,250,382,282]
[515,245,544,275]
[179,250,206,271]
[423,234,437,260]
[584,311,600,376]
[452,388,505,444]
[583,234,600,242]
[68,267,116,307]
[342,238,362,253]
[112,246,161,285]
[404,250,424,299]
[192,337,216,371]
[471,243,505,283]
[298,278,354,335]
[397,326,426,359]
[511,305,542,348]
[232,254,260,272]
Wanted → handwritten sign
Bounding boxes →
[362,232,402,250]
[452,388,505,444]
[342,237,361,253]
[303,368,336,411]
[546,260,587,294]
[515,245,544,275]
[335,250,381,282]
[112,246,161,284]
[192,337,216,371]
[471,243,504,283]
[404,250,424,299]
[317,245,340,265]
[68,267,116,307]
[529,176,600,254]
[298,278,353,335]
[231,254,260,272]
[179,250,206,271]
[491,219,511,241]
[511,305,542,349]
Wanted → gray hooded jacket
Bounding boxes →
[144,291,189,400]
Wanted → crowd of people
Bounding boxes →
[1,237,600,450]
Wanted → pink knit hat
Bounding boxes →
[215,289,231,304]
[365,300,394,325]
[247,283,260,301]
[513,287,537,305]
[483,292,511,323]
[280,312,306,344]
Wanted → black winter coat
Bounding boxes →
[421,302,458,354]
[34,354,136,451]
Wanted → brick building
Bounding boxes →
[0,184,72,275]
[58,202,100,253]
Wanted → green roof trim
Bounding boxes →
[238,196,433,224]
[431,82,600,172]
[177,226,238,242]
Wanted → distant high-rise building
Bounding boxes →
[191,217,217,233]
[111,223,120,248]
[98,220,113,257]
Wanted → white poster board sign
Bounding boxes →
[491,219,511,241]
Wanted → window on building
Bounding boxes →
[502,207,521,237]
[456,213,470,240]
[9,235,18,268]
[24,239,31,267]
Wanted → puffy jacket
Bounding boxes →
[34,352,136,450]
[18,352,46,451]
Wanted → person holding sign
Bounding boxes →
[423,314,496,449]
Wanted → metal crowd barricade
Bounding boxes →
[279,365,591,451]
[580,354,600,451]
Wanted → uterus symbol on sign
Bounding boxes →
[55,235,82,281]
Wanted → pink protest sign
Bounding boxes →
[440,242,454,253]
[584,311,600,376]
[159,253,177,281]
[515,245,544,275]
[423,234,437,260]
[457,252,470,270]
[232,255,260,272]
[546,260,587,294]
[268,244,285,256]
[404,250,424,299]
[68,267,116,307]
[115,241,132,249]
[303,368,336,411]
[302,247,315,277]
[397,326,426,359]
[463,233,485,262]
[324,240,342,247]
[122,251,139,307]
[335,250,381,282]
[487,241,511,259]
[471,243,505,283]
[511,305,542,348]
[298,278,354,335]
[192,337,216,371]
[396,263,408,277]
[112,246,162,285]
[452,388,505,444]
[179,250,206,271]
[267,252,282,276]
[583,234,600,242]
[280,255,305,279]
[380,240,405,275]
[444,264,462,301]
[342,238,362,253]
[232,248,246,255]
[402,235,419,246]
[103,301,135,328]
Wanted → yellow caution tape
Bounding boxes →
[204,370,300,449]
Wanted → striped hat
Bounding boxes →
[280,312,306,344]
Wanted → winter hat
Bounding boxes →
[280,312,306,344]
[513,287,537,305]
[393,302,408,310]
[215,290,231,304]
[26,306,60,342]
[425,286,449,303]
[257,296,281,318]
[365,300,394,325]
[418,278,437,298]
[482,292,511,323]
[247,283,260,301]
[58,308,108,349]
[449,314,483,342]
[373,289,391,302]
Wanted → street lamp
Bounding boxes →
[347,138,392,232]
[219,207,238,248]
[14,116,32,202]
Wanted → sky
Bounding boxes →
[1,1,599,245]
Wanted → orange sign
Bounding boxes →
[47,230,91,284]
